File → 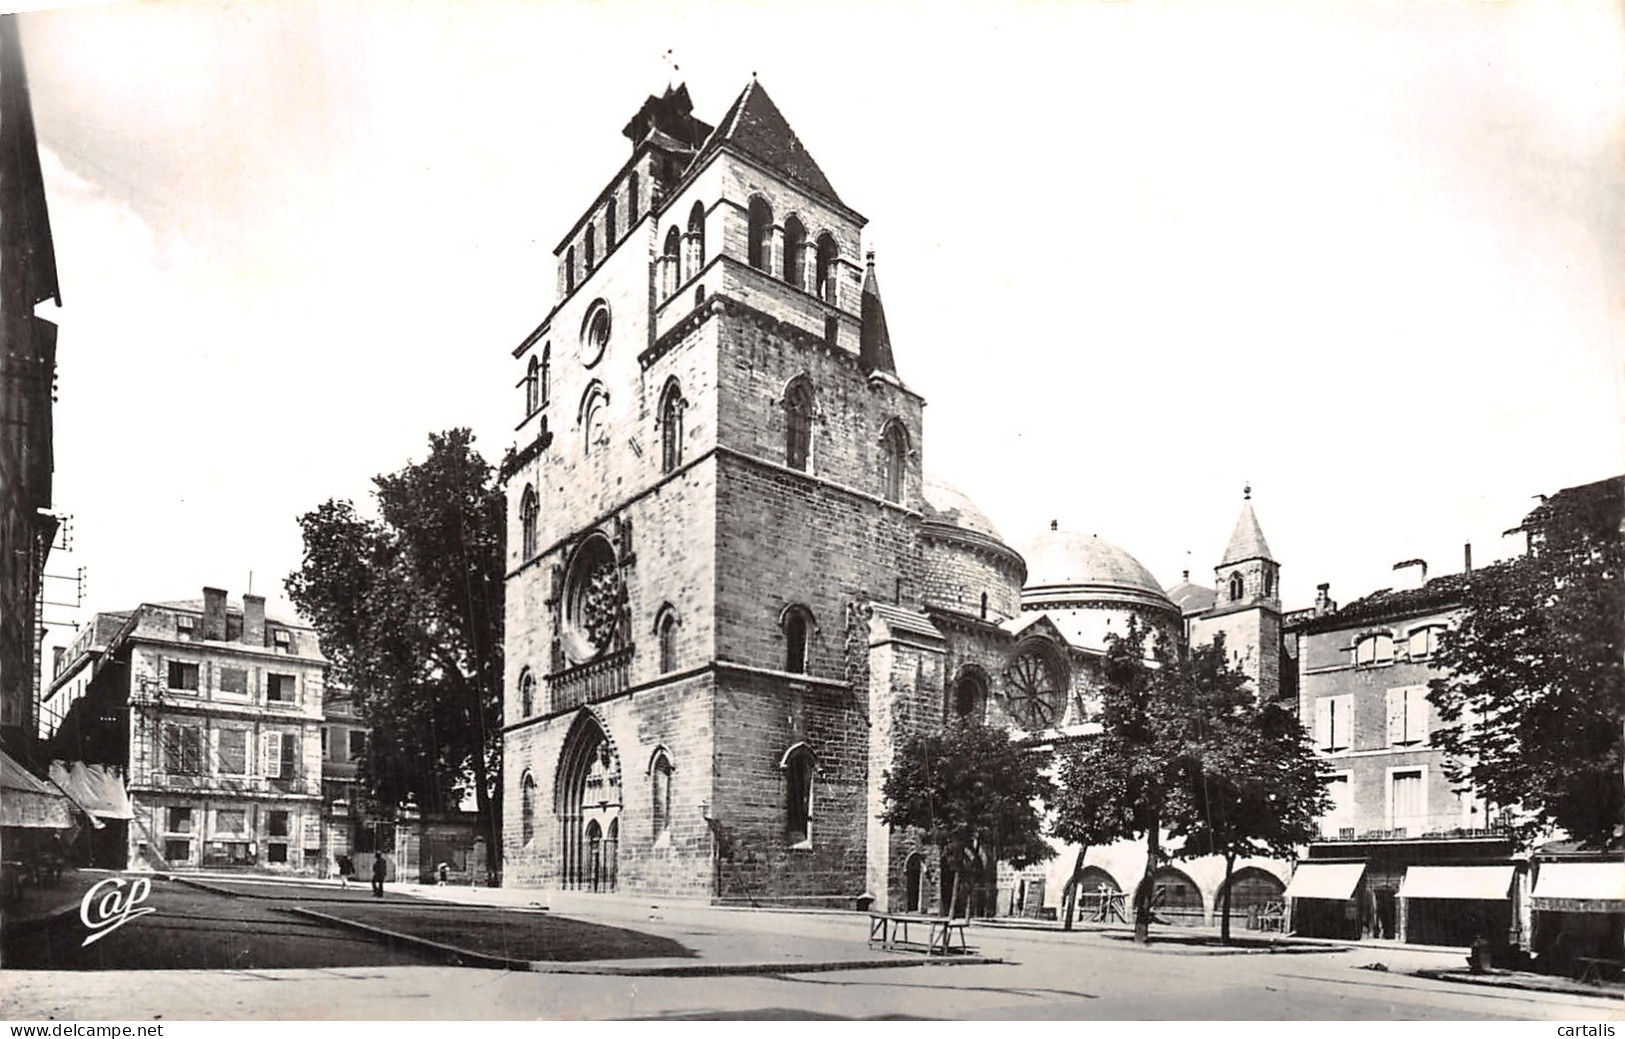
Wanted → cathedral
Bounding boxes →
[500,79,1291,922]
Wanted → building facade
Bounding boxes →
[1286,567,1522,947]
[43,588,327,873]
[498,79,1296,924]
[0,14,62,762]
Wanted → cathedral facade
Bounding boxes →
[500,80,1290,922]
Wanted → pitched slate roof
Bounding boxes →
[1220,499,1274,565]
[859,254,896,374]
[693,78,844,206]
[1297,573,1467,634]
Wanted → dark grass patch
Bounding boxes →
[0,879,438,971]
[314,904,695,962]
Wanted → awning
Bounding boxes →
[1284,862,1366,901]
[1532,862,1625,913]
[49,761,134,821]
[1397,865,1515,901]
[0,749,74,829]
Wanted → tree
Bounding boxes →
[880,721,1054,918]
[1052,618,1194,943]
[286,429,505,876]
[1428,476,1624,850]
[1171,636,1329,942]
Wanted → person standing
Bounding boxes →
[371,852,387,898]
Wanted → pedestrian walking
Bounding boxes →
[371,852,387,898]
[336,853,352,888]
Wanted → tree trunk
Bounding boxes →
[1062,844,1089,932]
[471,751,497,883]
[948,864,962,921]
[1134,823,1160,944]
[1220,851,1236,945]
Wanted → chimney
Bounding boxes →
[1464,542,1473,573]
[1392,559,1427,591]
[243,594,266,647]
[202,587,228,640]
[52,645,65,678]
[1314,582,1333,615]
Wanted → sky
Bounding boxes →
[16,0,1624,663]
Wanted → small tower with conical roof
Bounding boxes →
[1190,484,1283,700]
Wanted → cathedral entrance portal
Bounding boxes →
[556,711,622,891]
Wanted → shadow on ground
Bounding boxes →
[315,903,694,962]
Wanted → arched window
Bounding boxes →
[581,302,611,368]
[565,246,576,293]
[627,170,640,226]
[1263,568,1275,598]
[747,197,773,271]
[952,669,988,723]
[520,485,539,560]
[1355,632,1396,667]
[1408,625,1443,660]
[784,377,813,472]
[650,750,674,840]
[659,380,685,474]
[881,420,908,503]
[539,344,551,408]
[605,196,618,247]
[815,233,838,302]
[1228,572,1245,602]
[687,201,706,271]
[563,533,619,663]
[656,606,679,673]
[782,744,814,845]
[782,604,813,674]
[521,772,536,845]
[524,356,539,416]
[783,215,806,288]
[584,225,596,271]
[662,226,682,297]
[519,668,535,718]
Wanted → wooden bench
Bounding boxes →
[868,913,971,956]
[1574,956,1625,985]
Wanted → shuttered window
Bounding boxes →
[1386,686,1429,747]
[1312,695,1353,753]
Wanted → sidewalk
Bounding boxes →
[1419,967,1625,1002]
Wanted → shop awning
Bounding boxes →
[1531,862,1625,913]
[1284,862,1366,901]
[1397,865,1515,901]
[0,749,74,829]
[49,761,134,821]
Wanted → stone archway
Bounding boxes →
[555,710,622,891]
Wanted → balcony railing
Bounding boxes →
[547,646,633,714]
[1316,822,1513,842]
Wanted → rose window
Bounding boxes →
[1003,648,1065,730]
[564,535,622,663]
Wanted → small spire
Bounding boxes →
[1050,519,1058,531]
[866,248,875,271]
[1243,481,1252,501]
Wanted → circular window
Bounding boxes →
[564,535,620,663]
[1003,646,1065,730]
[580,303,611,368]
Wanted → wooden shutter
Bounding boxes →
[1406,687,1429,744]
[1386,688,1405,745]
[262,731,281,778]
[1313,698,1332,750]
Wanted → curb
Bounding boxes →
[284,905,1003,977]
[530,955,1006,977]
[1416,968,1625,1002]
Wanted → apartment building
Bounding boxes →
[44,587,326,873]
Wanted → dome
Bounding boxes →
[1018,527,1176,613]
[921,473,1003,542]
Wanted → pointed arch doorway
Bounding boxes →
[556,711,622,891]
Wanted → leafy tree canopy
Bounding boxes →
[880,720,1054,914]
[286,429,505,867]
[1429,476,1624,850]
